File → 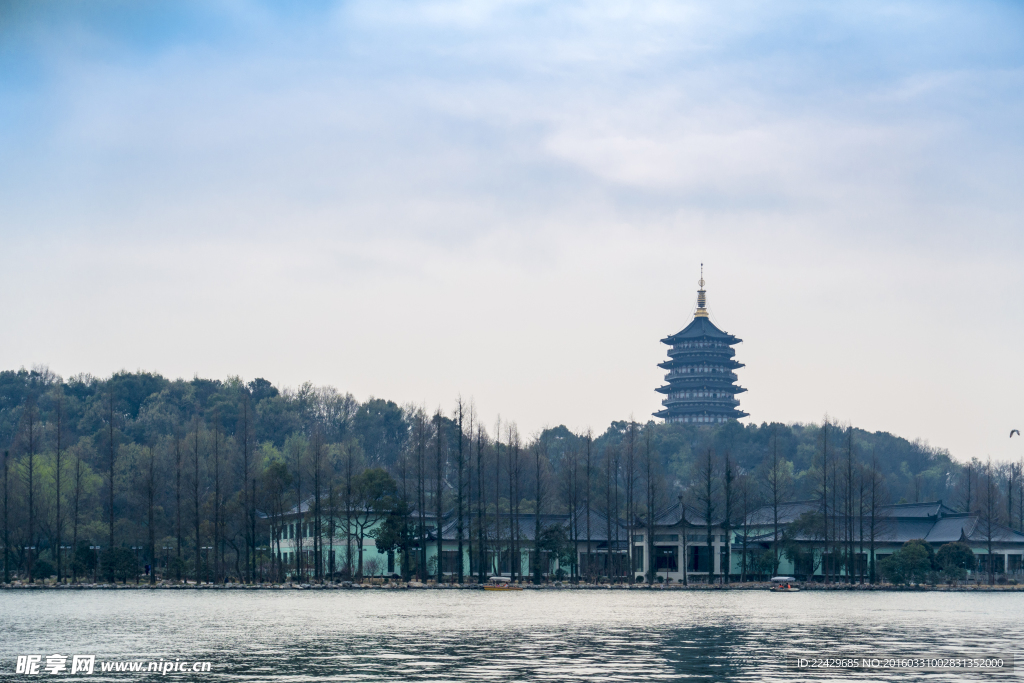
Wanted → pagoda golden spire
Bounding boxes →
[694,263,709,318]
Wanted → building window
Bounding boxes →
[655,546,678,572]
[654,534,679,542]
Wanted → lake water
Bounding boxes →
[0,589,1020,681]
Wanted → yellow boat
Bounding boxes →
[485,577,523,591]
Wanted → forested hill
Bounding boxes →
[0,367,977,512]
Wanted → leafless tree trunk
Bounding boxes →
[70,450,82,583]
[978,459,1002,585]
[24,403,37,582]
[605,447,615,580]
[344,444,355,578]
[961,461,974,513]
[54,389,65,582]
[3,449,9,583]
[845,427,855,584]
[562,441,579,582]
[476,424,486,582]
[696,448,717,583]
[107,391,116,559]
[213,420,222,583]
[494,417,502,577]
[760,427,791,575]
[722,451,734,584]
[642,428,661,584]
[434,410,445,584]
[533,441,544,584]
[239,390,254,583]
[174,432,183,581]
[292,436,304,583]
[417,412,427,580]
[738,474,754,582]
[583,431,593,581]
[147,445,156,585]
[192,419,202,584]
[455,398,465,583]
[868,448,882,584]
[311,425,325,583]
[819,417,830,583]
[624,421,637,582]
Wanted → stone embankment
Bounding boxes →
[2,580,1021,591]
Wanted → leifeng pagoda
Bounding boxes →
[655,269,748,425]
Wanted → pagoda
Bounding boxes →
[655,268,747,425]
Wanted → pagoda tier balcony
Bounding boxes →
[667,346,736,358]
[659,358,745,370]
[663,397,741,407]
[657,383,746,395]
[666,369,739,381]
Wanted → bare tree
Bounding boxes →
[642,427,663,584]
[844,426,856,584]
[737,473,756,582]
[70,444,90,583]
[694,448,717,583]
[106,389,117,559]
[455,399,465,583]
[532,441,545,584]
[584,430,593,582]
[977,459,1003,585]
[759,428,792,575]
[507,424,523,582]
[416,411,428,580]
[212,419,223,583]
[147,445,156,585]
[53,388,66,582]
[310,425,326,583]
[174,430,183,581]
[722,451,735,584]
[561,441,580,581]
[3,450,8,583]
[476,423,487,583]
[867,448,885,584]
[818,417,831,583]
[434,410,445,584]
[960,460,975,513]
[238,389,255,583]
[290,435,305,583]
[191,419,202,583]
[604,446,616,580]
[23,402,38,582]
[624,421,638,582]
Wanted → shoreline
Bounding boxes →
[3,582,1022,592]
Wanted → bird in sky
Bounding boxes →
[1012,429,1021,438]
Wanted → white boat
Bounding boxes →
[769,576,799,592]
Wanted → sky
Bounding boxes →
[1,0,1022,462]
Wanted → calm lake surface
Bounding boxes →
[0,589,1020,681]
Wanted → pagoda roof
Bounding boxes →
[662,315,741,345]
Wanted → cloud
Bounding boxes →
[0,0,1022,461]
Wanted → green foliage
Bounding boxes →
[936,542,976,582]
[167,556,188,581]
[101,548,139,583]
[879,539,934,585]
[537,524,573,568]
[370,499,411,556]
[32,558,55,579]
[72,542,97,577]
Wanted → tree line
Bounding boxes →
[0,367,1019,584]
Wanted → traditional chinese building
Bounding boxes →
[655,269,747,424]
